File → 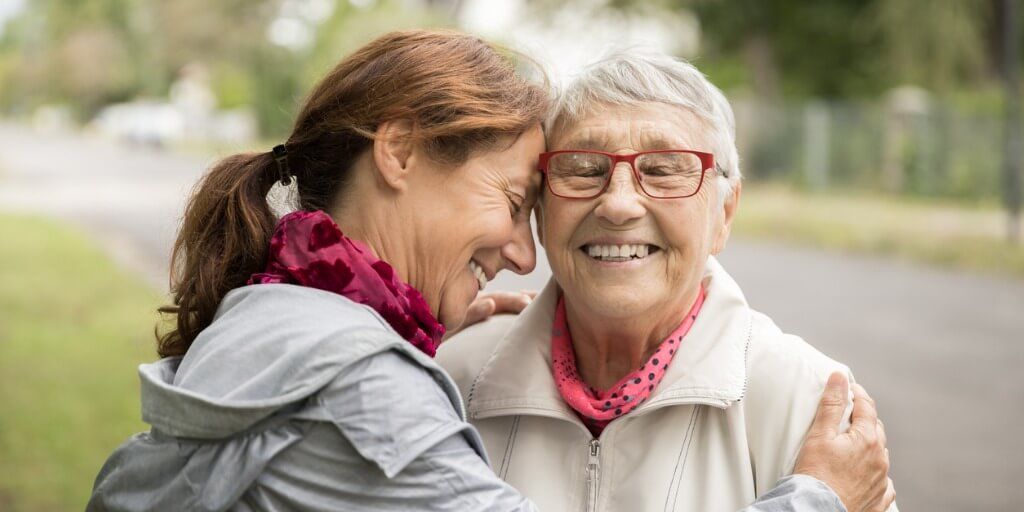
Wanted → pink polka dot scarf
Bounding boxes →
[248,210,445,357]
[551,287,706,436]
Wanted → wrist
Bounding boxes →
[786,474,848,512]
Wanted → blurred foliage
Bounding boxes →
[0,0,1016,143]
[553,0,1003,98]
[0,0,452,135]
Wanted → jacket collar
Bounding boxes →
[466,256,752,421]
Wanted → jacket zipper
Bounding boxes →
[586,438,600,512]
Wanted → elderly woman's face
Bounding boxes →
[540,103,736,319]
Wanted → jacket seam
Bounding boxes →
[499,415,521,479]
[465,320,517,410]
[664,405,702,512]
[737,310,753,403]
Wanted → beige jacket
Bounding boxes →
[438,257,896,512]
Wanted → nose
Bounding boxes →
[594,164,647,225]
[500,215,537,275]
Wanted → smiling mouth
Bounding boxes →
[580,243,662,262]
[468,259,488,291]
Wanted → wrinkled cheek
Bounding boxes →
[662,247,694,282]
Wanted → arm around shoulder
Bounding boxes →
[742,315,853,495]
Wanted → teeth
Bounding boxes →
[468,260,487,291]
[584,244,656,261]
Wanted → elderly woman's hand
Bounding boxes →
[794,372,895,512]
[442,291,535,341]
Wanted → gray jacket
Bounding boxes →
[88,284,844,511]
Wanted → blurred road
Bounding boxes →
[0,122,209,286]
[2,123,1022,511]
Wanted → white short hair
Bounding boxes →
[546,48,742,200]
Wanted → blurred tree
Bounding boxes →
[0,0,456,134]
[868,0,992,92]
[0,0,141,115]
[532,0,1000,98]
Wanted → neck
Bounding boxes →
[329,170,417,296]
[564,285,701,391]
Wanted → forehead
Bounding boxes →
[476,125,545,187]
[548,102,709,152]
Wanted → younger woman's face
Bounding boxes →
[404,125,545,328]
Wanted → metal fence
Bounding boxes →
[732,90,1006,203]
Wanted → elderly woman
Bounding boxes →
[439,50,896,512]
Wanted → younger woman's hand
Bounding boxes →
[444,291,536,340]
[794,372,895,512]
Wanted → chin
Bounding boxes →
[437,293,472,330]
[574,286,656,319]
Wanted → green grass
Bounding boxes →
[0,215,161,511]
[734,185,1024,277]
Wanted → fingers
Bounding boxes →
[484,291,533,315]
[464,297,496,327]
[807,372,850,439]
[850,382,880,440]
[519,289,538,300]
[871,477,896,512]
[876,418,887,449]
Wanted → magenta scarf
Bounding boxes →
[552,287,705,436]
[248,210,445,357]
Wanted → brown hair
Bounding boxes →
[157,29,549,358]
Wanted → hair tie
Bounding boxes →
[272,144,292,185]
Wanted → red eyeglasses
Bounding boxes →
[538,149,716,199]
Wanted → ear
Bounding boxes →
[711,179,741,255]
[371,119,416,191]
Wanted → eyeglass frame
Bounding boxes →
[537,149,718,200]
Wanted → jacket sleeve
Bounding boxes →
[317,349,538,511]
[738,475,847,512]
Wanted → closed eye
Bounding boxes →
[507,191,524,218]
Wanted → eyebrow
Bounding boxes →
[638,128,690,150]
[560,136,611,151]
[639,137,681,151]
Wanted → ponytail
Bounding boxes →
[156,152,279,357]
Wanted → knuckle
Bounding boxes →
[819,396,846,408]
[864,429,880,446]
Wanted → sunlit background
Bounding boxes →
[0,1,1021,511]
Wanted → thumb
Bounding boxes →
[807,372,849,439]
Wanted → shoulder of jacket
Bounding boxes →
[740,309,854,481]
[745,307,847,385]
[743,309,850,410]
[435,314,517,395]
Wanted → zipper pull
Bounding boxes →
[586,439,601,510]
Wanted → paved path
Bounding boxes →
[2,123,1021,511]
[0,123,210,286]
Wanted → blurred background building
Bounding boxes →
[0,1,1021,511]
